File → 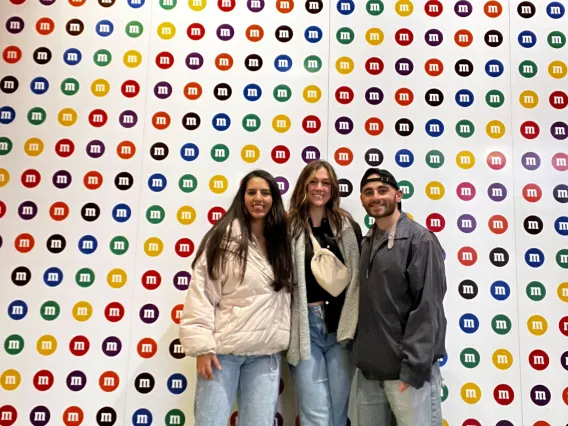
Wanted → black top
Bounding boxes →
[304,217,347,333]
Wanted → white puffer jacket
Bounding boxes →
[179,220,291,358]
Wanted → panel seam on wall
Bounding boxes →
[507,0,526,423]
[325,0,332,160]
[121,0,157,423]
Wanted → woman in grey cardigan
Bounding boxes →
[286,160,362,426]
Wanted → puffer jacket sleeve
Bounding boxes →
[179,254,222,357]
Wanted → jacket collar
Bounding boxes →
[362,212,409,264]
[364,212,411,242]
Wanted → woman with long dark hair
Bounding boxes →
[286,160,362,425]
[179,169,294,426]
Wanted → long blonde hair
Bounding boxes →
[288,160,350,238]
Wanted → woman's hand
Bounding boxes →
[196,353,222,379]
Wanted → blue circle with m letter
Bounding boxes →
[518,30,537,48]
[425,119,444,137]
[78,235,98,254]
[525,248,545,267]
[547,2,565,18]
[337,0,355,15]
[212,113,231,131]
[132,408,152,426]
[180,143,199,162]
[395,149,414,167]
[274,55,293,72]
[30,77,49,95]
[485,59,504,77]
[148,173,167,192]
[438,353,448,367]
[112,203,132,223]
[554,216,568,236]
[167,373,188,394]
[455,89,474,107]
[63,48,82,66]
[8,300,28,320]
[490,280,510,301]
[96,20,114,37]
[43,267,63,287]
[243,84,262,101]
[128,0,145,8]
[459,313,479,334]
[305,26,323,43]
[0,106,16,124]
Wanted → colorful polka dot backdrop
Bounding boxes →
[1,0,567,425]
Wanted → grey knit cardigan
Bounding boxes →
[286,217,361,366]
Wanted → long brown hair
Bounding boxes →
[191,169,294,293]
[288,160,350,238]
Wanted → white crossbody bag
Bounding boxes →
[307,228,350,297]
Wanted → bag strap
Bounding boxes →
[307,227,321,251]
[304,221,322,251]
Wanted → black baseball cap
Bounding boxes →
[360,168,402,209]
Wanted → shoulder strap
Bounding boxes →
[302,219,322,251]
[307,227,321,251]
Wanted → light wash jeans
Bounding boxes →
[356,362,443,426]
[290,305,356,426]
[194,353,281,426]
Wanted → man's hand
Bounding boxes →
[399,381,409,393]
[197,354,222,380]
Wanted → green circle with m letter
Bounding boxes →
[61,78,80,96]
[548,31,566,48]
[28,107,46,125]
[76,268,95,288]
[337,27,355,44]
[518,60,537,78]
[398,180,414,199]
[94,49,112,67]
[441,384,449,402]
[491,314,512,335]
[526,281,546,301]
[364,214,375,229]
[40,301,60,321]
[160,0,177,10]
[211,144,230,163]
[425,150,445,169]
[556,249,568,268]
[126,21,144,38]
[4,334,24,355]
[304,55,323,73]
[179,174,197,193]
[486,90,505,108]
[146,206,166,225]
[242,114,261,132]
[273,84,292,102]
[456,120,475,138]
[0,137,13,155]
[110,236,129,255]
[367,0,384,15]
[165,409,185,426]
[460,347,480,368]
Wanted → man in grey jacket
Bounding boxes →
[353,168,447,426]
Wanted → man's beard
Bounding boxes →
[365,199,397,218]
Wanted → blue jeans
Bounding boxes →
[290,305,356,426]
[194,353,281,426]
[356,362,443,426]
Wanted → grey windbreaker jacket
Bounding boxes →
[353,212,447,389]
